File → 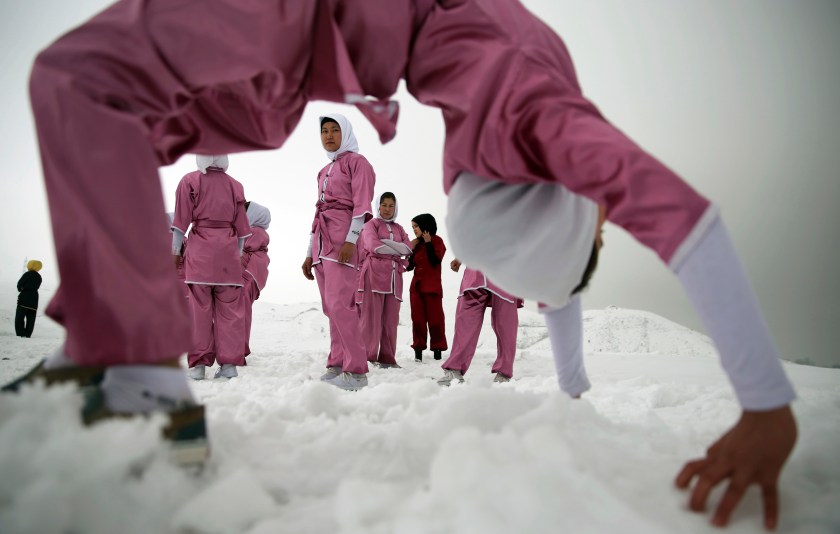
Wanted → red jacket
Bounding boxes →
[408,235,446,296]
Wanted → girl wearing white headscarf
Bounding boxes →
[355,192,414,368]
[172,155,251,380]
[237,201,271,358]
[301,113,376,391]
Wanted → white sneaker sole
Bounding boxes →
[171,438,210,466]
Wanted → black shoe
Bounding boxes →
[433,350,442,360]
[414,348,423,362]
[2,359,106,393]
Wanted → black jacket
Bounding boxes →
[17,271,42,310]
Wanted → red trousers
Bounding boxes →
[409,285,448,351]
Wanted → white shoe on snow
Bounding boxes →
[437,369,464,386]
[493,373,511,383]
[319,366,341,382]
[214,364,238,379]
[327,372,368,391]
[188,365,206,381]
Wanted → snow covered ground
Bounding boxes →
[0,298,838,534]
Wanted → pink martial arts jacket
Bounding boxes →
[356,217,413,303]
[459,268,524,308]
[310,152,375,268]
[172,169,251,285]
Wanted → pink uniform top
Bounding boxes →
[51,0,705,265]
[357,218,413,301]
[310,151,375,267]
[173,169,251,285]
[242,227,270,291]
[459,268,524,307]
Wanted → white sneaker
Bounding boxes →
[328,372,368,391]
[188,365,206,381]
[214,364,238,379]
[319,366,341,382]
[437,369,464,386]
[493,373,511,383]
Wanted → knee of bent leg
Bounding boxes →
[447,172,598,308]
[29,40,107,114]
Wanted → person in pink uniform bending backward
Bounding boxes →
[239,201,271,358]
[437,260,524,386]
[301,114,375,391]
[172,155,251,381]
[23,1,796,524]
[356,192,414,368]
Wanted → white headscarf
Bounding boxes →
[196,155,230,174]
[376,192,398,222]
[447,172,598,309]
[319,113,359,161]
[246,201,271,230]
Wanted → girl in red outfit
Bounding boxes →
[406,213,447,362]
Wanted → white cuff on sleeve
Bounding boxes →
[344,216,365,244]
[171,228,185,256]
[307,233,314,257]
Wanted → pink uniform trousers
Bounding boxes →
[443,289,519,378]
[314,261,369,375]
[32,75,193,366]
[359,292,401,365]
[188,285,245,367]
[409,284,448,352]
[238,276,260,357]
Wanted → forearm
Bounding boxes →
[171,228,185,255]
[675,215,796,410]
[344,215,365,244]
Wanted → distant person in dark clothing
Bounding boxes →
[16,260,43,338]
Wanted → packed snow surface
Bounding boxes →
[1,300,838,533]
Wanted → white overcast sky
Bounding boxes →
[1,0,838,367]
